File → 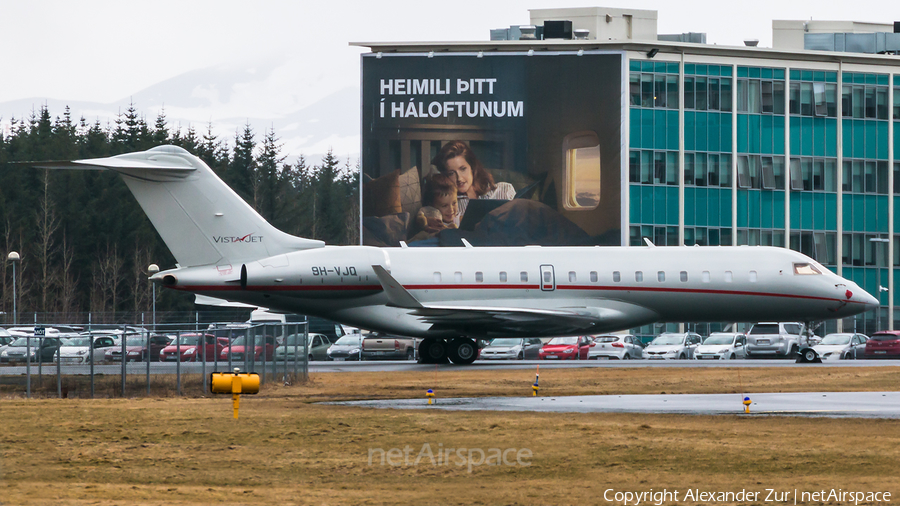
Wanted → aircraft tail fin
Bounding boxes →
[33,145,324,267]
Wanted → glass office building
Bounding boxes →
[358,9,899,336]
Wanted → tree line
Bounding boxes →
[0,104,359,322]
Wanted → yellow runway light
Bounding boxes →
[210,369,260,418]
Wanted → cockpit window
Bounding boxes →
[793,263,822,275]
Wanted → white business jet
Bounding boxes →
[36,146,877,365]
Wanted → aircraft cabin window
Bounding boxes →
[613,271,621,282]
[749,270,758,282]
[434,272,442,283]
[569,271,576,282]
[475,271,483,282]
[520,271,528,282]
[702,271,710,282]
[680,271,688,282]
[590,271,598,282]
[454,272,462,283]
[724,271,733,282]
[499,271,507,282]
[657,271,665,282]
[635,271,643,282]
[793,262,822,275]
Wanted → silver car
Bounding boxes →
[643,332,702,360]
[813,333,868,360]
[588,334,643,360]
[694,332,746,360]
[481,338,543,360]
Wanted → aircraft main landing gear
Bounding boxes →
[418,337,478,365]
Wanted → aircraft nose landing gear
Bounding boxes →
[418,337,478,365]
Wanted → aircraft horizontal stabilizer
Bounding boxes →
[194,295,258,309]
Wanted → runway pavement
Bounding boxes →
[332,391,900,418]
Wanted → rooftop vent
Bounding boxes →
[519,25,537,40]
[744,39,760,47]
[574,29,590,40]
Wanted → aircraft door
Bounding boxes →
[540,265,556,291]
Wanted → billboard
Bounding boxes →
[361,51,623,247]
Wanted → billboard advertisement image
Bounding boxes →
[361,51,623,247]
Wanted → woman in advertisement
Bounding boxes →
[431,141,515,221]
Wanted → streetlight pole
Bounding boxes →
[148,264,159,333]
[7,252,19,325]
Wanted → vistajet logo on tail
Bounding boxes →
[213,233,263,244]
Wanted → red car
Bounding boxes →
[220,335,276,362]
[538,336,593,360]
[159,333,227,362]
[864,331,900,359]
[106,334,171,362]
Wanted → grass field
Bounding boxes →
[1,366,899,505]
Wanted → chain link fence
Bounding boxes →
[0,322,309,398]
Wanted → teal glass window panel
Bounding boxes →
[642,186,654,224]
[749,114,761,153]
[666,186,679,225]
[842,194,853,231]
[762,68,773,79]
[737,190,749,227]
[877,74,889,86]
[720,189,732,226]
[708,65,720,77]
[629,60,642,71]
[852,120,865,158]
[642,61,654,72]
[813,117,825,156]
[667,110,679,150]
[877,121,888,159]
[843,119,853,157]
[813,71,825,82]
[642,109,654,151]
[738,67,749,78]
[825,193,837,230]
[684,111,695,151]
[895,197,900,233]
[654,61,667,73]
[696,112,708,151]
[696,64,708,75]
[685,63,695,75]
[855,73,866,84]
[667,62,679,74]
[790,69,801,81]
[854,194,865,231]
[801,70,813,81]
[684,187,696,226]
[749,67,761,78]
[761,190,774,228]
[707,189,719,225]
[630,108,642,148]
[875,195,889,232]
[721,114,732,149]
[813,193,825,229]
[825,119,837,157]
[790,118,802,155]
[696,188,709,226]
[801,192,813,229]
[761,115,774,154]
[895,122,900,160]
[825,72,836,83]
[654,109,667,150]
[721,66,733,77]
[774,68,785,80]
[800,116,813,155]
[774,115,785,154]
[865,121,877,159]
[865,74,876,85]
[630,185,642,222]
[790,193,801,228]
[774,191,786,228]
[841,72,852,83]
[737,114,749,152]
[708,112,720,152]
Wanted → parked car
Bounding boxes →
[325,333,365,361]
[693,332,746,360]
[220,335,276,362]
[745,322,804,358]
[538,336,592,360]
[57,336,117,364]
[864,331,900,359]
[588,334,643,360]
[813,333,868,360]
[481,338,543,360]
[0,336,63,363]
[159,333,226,362]
[644,332,702,360]
[361,333,417,360]
[274,333,335,361]
[106,334,171,362]
[0,328,14,356]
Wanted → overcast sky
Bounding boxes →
[1,0,896,159]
